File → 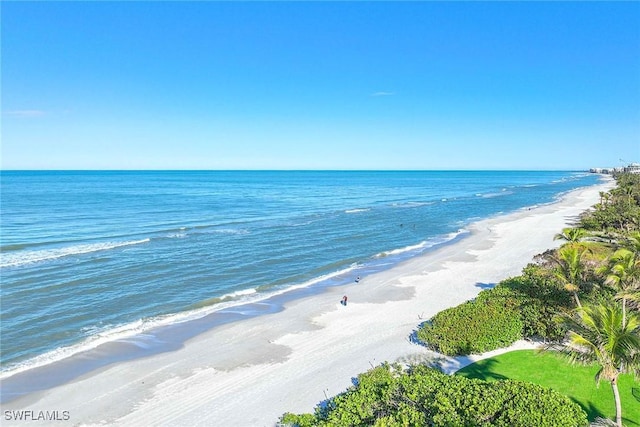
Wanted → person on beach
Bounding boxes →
[355,276,360,283]
[341,295,348,306]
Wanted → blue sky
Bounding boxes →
[2,2,639,170]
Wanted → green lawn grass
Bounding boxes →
[456,350,640,426]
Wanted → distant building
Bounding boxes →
[590,163,639,175]
[590,167,615,174]
[624,163,640,174]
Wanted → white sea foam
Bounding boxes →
[345,208,370,214]
[289,218,323,227]
[557,173,589,182]
[211,228,250,235]
[167,232,187,238]
[225,288,258,298]
[552,175,584,183]
[0,239,151,268]
[0,308,225,379]
[0,264,362,380]
[377,242,429,257]
[0,319,148,380]
[478,191,513,199]
[374,230,468,259]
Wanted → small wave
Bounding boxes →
[571,172,591,178]
[0,239,151,268]
[552,175,583,183]
[188,288,260,309]
[163,227,250,238]
[211,228,250,235]
[553,173,588,183]
[167,232,187,238]
[391,202,433,209]
[226,288,258,298]
[288,217,324,227]
[375,242,429,258]
[478,191,513,199]
[0,319,148,379]
[373,230,468,259]
[168,227,188,238]
[345,208,370,214]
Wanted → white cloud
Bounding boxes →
[371,91,396,97]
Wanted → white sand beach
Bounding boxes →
[1,179,614,427]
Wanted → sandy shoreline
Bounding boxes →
[1,178,614,427]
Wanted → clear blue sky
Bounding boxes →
[2,1,639,170]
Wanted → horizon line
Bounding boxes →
[0,168,593,173]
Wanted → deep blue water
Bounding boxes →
[0,170,600,375]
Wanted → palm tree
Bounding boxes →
[624,185,635,209]
[554,227,588,244]
[603,248,640,328]
[554,245,590,308]
[598,191,612,209]
[621,231,640,255]
[599,191,606,206]
[553,303,640,427]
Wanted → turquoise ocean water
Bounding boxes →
[0,170,601,384]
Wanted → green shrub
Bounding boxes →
[499,265,572,340]
[416,288,523,356]
[279,364,588,426]
[416,264,577,355]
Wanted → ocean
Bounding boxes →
[0,170,601,387]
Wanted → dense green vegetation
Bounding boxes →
[280,363,588,427]
[417,174,640,355]
[457,350,640,427]
[416,286,524,355]
[282,173,640,427]
[581,173,640,234]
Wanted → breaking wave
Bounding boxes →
[0,239,151,268]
